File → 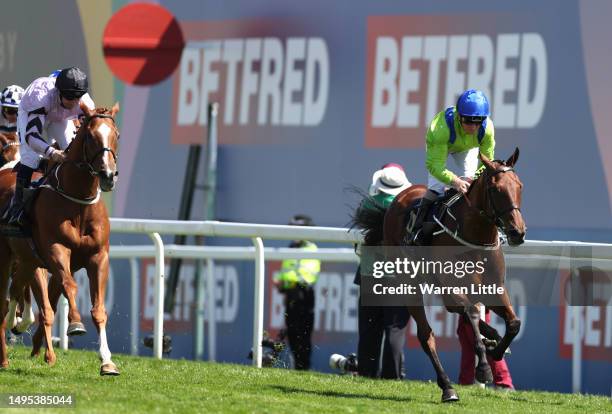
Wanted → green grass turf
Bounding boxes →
[0,346,609,413]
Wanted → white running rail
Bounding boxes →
[55,217,612,393]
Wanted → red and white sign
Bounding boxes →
[559,269,612,361]
[140,259,239,333]
[365,15,548,147]
[172,21,330,145]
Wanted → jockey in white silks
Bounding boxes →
[2,67,95,226]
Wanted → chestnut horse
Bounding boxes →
[0,129,20,169]
[0,129,40,335]
[0,103,120,375]
[352,149,525,402]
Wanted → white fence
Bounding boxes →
[53,218,612,393]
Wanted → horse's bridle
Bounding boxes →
[477,166,521,229]
[75,113,119,178]
[0,141,19,166]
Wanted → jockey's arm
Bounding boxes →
[24,109,50,156]
[425,127,454,186]
[24,109,65,162]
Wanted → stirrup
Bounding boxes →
[6,207,25,226]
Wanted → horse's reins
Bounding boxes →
[41,113,119,204]
[1,141,19,152]
[0,141,19,166]
[436,164,521,249]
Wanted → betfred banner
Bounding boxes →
[558,268,612,361]
[172,20,330,145]
[365,15,548,148]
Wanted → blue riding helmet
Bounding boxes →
[456,89,490,118]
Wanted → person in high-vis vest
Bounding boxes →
[406,89,495,244]
[273,214,320,370]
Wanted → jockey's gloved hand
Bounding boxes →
[46,147,67,163]
[451,176,470,194]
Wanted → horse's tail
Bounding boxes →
[349,194,387,246]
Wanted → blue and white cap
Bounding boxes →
[1,85,24,108]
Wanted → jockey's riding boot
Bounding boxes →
[408,189,438,245]
[5,165,34,226]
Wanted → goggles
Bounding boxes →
[460,115,486,125]
[61,90,86,100]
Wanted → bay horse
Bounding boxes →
[352,149,525,402]
[0,103,120,375]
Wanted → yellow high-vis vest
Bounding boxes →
[275,241,320,289]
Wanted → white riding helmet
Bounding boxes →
[1,85,24,108]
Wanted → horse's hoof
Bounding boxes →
[45,356,57,367]
[100,363,120,376]
[441,388,459,403]
[476,363,493,384]
[67,322,87,336]
[483,338,498,353]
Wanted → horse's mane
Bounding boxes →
[91,107,114,115]
[467,159,511,193]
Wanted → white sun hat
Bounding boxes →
[368,163,412,196]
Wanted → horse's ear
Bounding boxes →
[478,152,495,170]
[111,102,120,117]
[505,147,520,167]
[80,101,95,118]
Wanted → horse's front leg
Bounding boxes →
[87,251,119,376]
[32,273,63,357]
[488,292,521,361]
[6,268,27,333]
[9,268,36,334]
[0,249,11,368]
[15,283,35,333]
[45,246,86,337]
[28,267,56,365]
[462,303,493,384]
[445,291,493,385]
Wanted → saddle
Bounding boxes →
[0,164,47,238]
[0,187,42,238]
[406,189,463,245]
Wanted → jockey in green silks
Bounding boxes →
[407,89,495,244]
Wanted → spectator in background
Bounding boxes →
[355,163,412,378]
[273,214,321,370]
[457,306,515,389]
